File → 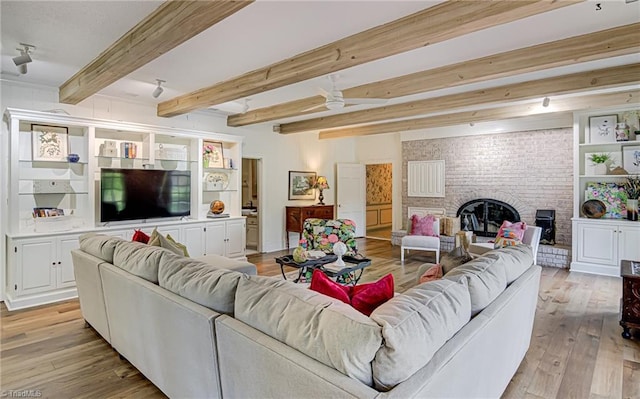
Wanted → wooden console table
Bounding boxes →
[285,205,334,248]
[620,259,640,339]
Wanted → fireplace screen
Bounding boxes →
[456,199,520,237]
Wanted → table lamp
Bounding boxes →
[313,176,329,205]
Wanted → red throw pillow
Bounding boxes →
[310,270,351,304]
[411,214,438,237]
[132,229,150,244]
[310,270,394,316]
[351,274,394,316]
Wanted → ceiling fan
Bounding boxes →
[303,75,387,112]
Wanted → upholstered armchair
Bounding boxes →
[401,215,440,263]
[301,218,358,255]
[468,225,542,265]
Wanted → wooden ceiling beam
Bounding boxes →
[228,22,640,127]
[319,90,640,139]
[158,0,579,117]
[59,0,253,105]
[279,63,640,134]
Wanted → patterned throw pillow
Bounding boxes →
[410,214,438,237]
[494,220,526,249]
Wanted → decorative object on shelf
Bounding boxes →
[621,110,640,135]
[312,175,330,205]
[203,140,224,168]
[155,143,188,161]
[204,171,229,190]
[588,115,617,144]
[615,123,630,142]
[67,153,79,163]
[609,166,629,175]
[288,171,316,200]
[585,182,627,219]
[33,180,73,194]
[210,200,225,215]
[623,145,640,174]
[119,142,137,158]
[333,241,347,267]
[586,153,614,175]
[31,124,68,161]
[581,199,606,219]
[99,140,118,157]
[624,176,639,221]
[224,157,233,169]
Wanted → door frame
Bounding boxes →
[242,157,263,253]
[363,161,393,240]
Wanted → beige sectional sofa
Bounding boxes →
[72,233,541,399]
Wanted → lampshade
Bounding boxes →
[313,176,329,190]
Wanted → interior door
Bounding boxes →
[336,163,366,237]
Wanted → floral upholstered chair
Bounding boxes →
[301,218,358,255]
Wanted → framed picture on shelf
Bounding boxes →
[623,145,640,174]
[588,115,617,144]
[31,124,68,162]
[288,171,316,200]
[203,141,224,168]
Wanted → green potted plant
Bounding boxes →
[624,175,639,221]
[588,153,611,175]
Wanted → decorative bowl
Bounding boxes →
[582,199,606,219]
[67,153,80,163]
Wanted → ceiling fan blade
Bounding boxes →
[344,98,388,105]
[318,87,330,99]
[301,103,328,112]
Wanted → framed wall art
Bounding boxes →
[623,145,640,174]
[288,171,316,200]
[202,141,224,169]
[32,124,68,162]
[588,115,617,144]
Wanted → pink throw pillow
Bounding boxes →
[418,264,443,284]
[411,214,438,237]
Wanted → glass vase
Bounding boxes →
[627,199,639,221]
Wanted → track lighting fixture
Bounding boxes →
[152,79,165,98]
[542,97,550,107]
[13,43,35,75]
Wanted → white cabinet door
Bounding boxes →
[619,225,640,262]
[576,223,617,265]
[205,222,226,256]
[225,219,246,259]
[183,225,205,257]
[15,239,56,295]
[57,235,80,288]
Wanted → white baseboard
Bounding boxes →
[570,261,620,277]
[4,288,78,311]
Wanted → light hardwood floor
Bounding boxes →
[1,238,638,398]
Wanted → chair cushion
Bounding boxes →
[401,234,439,248]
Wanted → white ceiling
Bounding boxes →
[1,0,639,128]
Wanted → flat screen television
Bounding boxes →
[100,168,191,223]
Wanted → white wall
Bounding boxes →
[0,80,362,254]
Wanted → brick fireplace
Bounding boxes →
[400,127,573,268]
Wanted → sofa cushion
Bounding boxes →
[79,233,123,263]
[476,245,533,284]
[113,241,178,283]
[370,279,471,391]
[148,228,184,256]
[194,254,257,275]
[158,256,241,314]
[235,275,382,386]
[443,253,508,315]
